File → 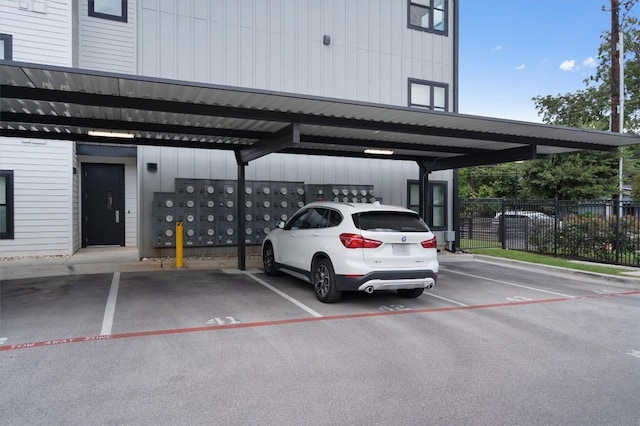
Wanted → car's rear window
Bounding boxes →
[352,211,430,232]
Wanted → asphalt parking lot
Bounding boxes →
[1,256,640,425]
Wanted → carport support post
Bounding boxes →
[417,162,429,224]
[237,162,246,271]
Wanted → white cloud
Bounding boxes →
[514,64,525,70]
[559,59,577,71]
[582,56,597,68]
[491,46,502,53]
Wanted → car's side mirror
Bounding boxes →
[277,221,285,229]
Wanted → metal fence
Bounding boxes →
[459,198,640,267]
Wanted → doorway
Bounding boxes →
[82,163,125,247]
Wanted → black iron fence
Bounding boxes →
[460,198,640,267]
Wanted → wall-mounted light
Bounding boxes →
[147,162,158,172]
[88,130,135,139]
[364,148,394,155]
[323,35,331,45]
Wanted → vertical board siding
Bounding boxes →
[78,0,136,74]
[138,0,454,103]
[0,139,74,257]
[0,0,72,66]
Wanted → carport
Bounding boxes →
[2,60,639,268]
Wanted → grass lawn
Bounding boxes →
[466,248,633,276]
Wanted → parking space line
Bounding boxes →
[424,292,468,307]
[440,267,575,298]
[3,289,638,353]
[100,272,120,336]
[244,272,323,318]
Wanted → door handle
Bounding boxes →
[115,210,120,224]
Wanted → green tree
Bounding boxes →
[520,151,619,199]
[525,13,640,200]
[459,163,525,199]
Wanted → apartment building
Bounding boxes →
[0,0,458,258]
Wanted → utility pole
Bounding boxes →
[611,0,621,133]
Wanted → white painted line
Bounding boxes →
[424,293,468,307]
[100,272,120,336]
[0,337,7,345]
[244,272,324,318]
[441,267,574,298]
[626,350,640,359]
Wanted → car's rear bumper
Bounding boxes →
[335,269,438,292]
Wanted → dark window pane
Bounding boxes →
[354,211,430,232]
[409,5,430,28]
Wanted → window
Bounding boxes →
[1,171,14,239]
[409,79,448,111]
[408,0,447,35]
[430,182,446,229]
[0,33,12,60]
[407,180,447,230]
[89,0,127,22]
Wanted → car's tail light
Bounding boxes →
[339,233,382,249]
[421,236,437,249]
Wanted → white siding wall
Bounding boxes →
[77,156,138,248]
[138,0,454,105]
[0,0,72,66]
[78,0,136,73]
[0,138,74,257]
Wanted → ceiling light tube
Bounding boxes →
[88,130,135,139]
[364,148,394,155]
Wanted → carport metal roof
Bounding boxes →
[2,60,639,171]
[2,61,640,269]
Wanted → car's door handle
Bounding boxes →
[312,233,320,237]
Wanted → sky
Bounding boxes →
[458,0,635,123]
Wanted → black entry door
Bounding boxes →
[82,163,125,246]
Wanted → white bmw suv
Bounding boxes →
[262,201,439,303]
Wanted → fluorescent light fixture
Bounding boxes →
[88,130,135,139]
[364,148,394,155]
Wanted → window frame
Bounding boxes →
[88,0,128,23]
[408,78,449,112]
[0,33,13,60]
[1,170,14,240]
[407,0,448,36]
[407,179,448,231]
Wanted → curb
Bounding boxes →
[471,254,640,287]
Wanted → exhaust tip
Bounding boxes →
[364,286,374,294]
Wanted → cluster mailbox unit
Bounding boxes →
[153,179,378,248]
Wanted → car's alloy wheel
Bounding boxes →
[313,258,341,303]
[263,243,279,276]
[397,288,424,298]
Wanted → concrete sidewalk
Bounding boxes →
[0,247,263,281]
[1,247,639,287]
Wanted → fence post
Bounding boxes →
[554,197,559,257]
[615,199,621,265]
[501,197,506,250]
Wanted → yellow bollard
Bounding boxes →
[175,221,183,269]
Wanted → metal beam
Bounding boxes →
[1,112,268,140]
[422,145,539,171]
[0,128,252,150]
[235,123,300,164]
[299,134,492,155]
